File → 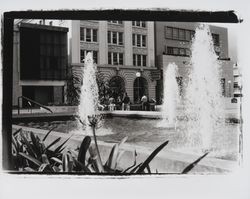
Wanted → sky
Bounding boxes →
[1,1,250,199]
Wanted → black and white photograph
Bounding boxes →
[1,0,250,199]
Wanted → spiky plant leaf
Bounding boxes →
[20,132,37,158]
[42,154,50,164]
[45,137,61,151]
[13,128,22,137]
[77,136,91,165]
[50,157,63,165]
[136,140,169,173]
[105,143,119,170]
[181,152,209,174]
[54,134,73,154]
[42,127,57,141]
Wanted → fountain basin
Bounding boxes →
[12,124,238,173]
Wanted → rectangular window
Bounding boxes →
[118,32,123,45]
[119,53,123,65]
[80,27,85,41]
[142,35,146,47]
[136,21,140,26]
[191,31,195,39]
[141,21,146,27]
[142,55,147,66]
[173,28,178,39]
[93,51,98,64]
[137,54,141,66]
[173,48,179,55]
[185,30,191,41]
[118,21,122,24]
[132,21,135,26]
[113,53,118,65]
[167,46,174,55]
[166,27,172,39]
[108,52,112,64]
[108,31,111,43]
[86,28,91,42]
[112,32,117,44]
[80,50,85,63]
[179,29,185,40]
[132,34,136,46]
[133,54,136,66]
[92,29,97,42]
[221,78,225,96]
[137,34,141,47]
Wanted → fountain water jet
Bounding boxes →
[158,63,180,129]
[78,52,99,132]
[185,24,224,150]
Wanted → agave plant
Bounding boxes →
[12,127,72,172]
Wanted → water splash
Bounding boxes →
[78,52,99,128]
[158,63,180,128]
[185,24,224,150]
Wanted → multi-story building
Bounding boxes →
[71,20,157,104]
[13,21,69,107]
[154,22,234,103]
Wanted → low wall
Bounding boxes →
[12,125,238,174]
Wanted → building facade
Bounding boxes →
[155,22,234,103]
[71,20,157,104]
[13,22,69,107]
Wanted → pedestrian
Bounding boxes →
[122,92,130,111]
[141,94,148,111]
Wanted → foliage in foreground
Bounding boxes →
[12,116,209,174]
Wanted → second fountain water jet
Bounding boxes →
[158,62,180,129]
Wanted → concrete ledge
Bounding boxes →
[12,125,238,174]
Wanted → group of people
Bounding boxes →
[98,92,156,111]
[99,92,131,111]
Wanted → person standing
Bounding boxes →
[122,92,130,111]
[141,94,148,111]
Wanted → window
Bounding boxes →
[108,52,112,64]
[133,54,147,67]
[133,34,146,47]
[137,35,141,47]
[176,77,183,96]
[185,30,191,41]
[173,48,179,55]
[142,55,147,66]
[179,29,185,40]
[108,52,124,65]
[108,21,123,24]
[112,32,117,44]
[166,46,190,57]
[86,28,91,42]
[80,27,98,42]
[133,54,136,66]
[142,35,146,47]
[108,31,124,45]
[132,21,146,28]
[108,31,111,43]
[166,27,173,39]
[118,32,123,45]
[165,26,194,41]
[80,27,85,41]
[167,46,174,55]
[173,28,178,39]
[80,50,98,64]
[132,34,136,46]
[92,29,97,42]
[221,78,225,96]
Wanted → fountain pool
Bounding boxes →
[14,117,239,161]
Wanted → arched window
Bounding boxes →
[133,77,148,103]
[109,76,125,99]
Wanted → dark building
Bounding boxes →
[13,22,68,107]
